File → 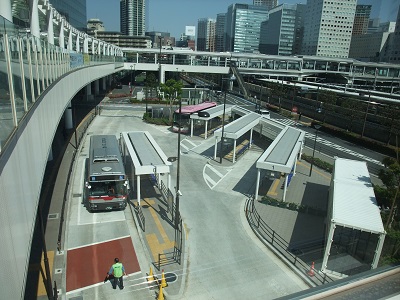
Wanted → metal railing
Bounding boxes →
[245,196,334,286]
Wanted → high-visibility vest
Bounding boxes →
[112,262,123,277]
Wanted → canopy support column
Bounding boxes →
[255,169,260,201]
[322,223,336,273]
[136,175,141,206]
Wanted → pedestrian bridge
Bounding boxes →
[123,48,400,84]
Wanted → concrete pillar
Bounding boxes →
[86,83,92,101]
[64,101,73,130]
[0,0,12,22]
[204,120,208,139]
[94,79,100,95]
[102,77,106,91]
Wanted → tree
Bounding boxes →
[144,72,158,100]
[320,90,337,123]
[379,156,400,229]
[340,97,365,132]
[159,79,183,123]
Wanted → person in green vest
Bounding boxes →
[107,258,127,290]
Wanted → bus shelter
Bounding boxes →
[321,158,386,277]
[120,131,171,205]
[255,126,305,202]
[213,112,261,163]
[190,104,235,139]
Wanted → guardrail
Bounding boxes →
[245,196,334,286]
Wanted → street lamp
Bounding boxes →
[309,124,321,177]
[219,73,236,164]
[168,104,182,228]
[130,65,133,95]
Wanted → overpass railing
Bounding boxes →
[0,15,123,155]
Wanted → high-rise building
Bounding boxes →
[120,0,146,36]
[301,0,356,58]
[380,5,400,63]
[253,0,277,10]
[259,4,302,56]
[49,0,87,31]
[197,18,216,52]
[215,13,226,52]
[353,5,371,35]
[225,4,269,53]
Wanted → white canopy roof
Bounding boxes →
[190,104,235,121]
[121,131,171,175]
[256,126,305,173]
[214,112,261,139]
[330,158,385,234]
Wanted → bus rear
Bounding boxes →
[84,135,129,212]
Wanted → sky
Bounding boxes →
[87,0,400,39]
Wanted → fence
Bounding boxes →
[245,197,334,286]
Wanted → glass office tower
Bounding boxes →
[50,0,87,31]
[259,4,300,56]
[225,4,268,53]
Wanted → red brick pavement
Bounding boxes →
[66,237,140,292]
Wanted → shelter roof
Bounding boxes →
[121,131,171,175]
[214,112,261,139]
[330,158,385,234]
[256,126,305,173]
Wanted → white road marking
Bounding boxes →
[67,235,131,251]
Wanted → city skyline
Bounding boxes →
[87,0,400,39]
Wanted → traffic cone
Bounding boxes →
[147,266,154,281]
[157,284,164,300]
[160,269,168,288]
[308,262,315,277]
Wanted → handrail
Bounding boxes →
[245,196,334,286]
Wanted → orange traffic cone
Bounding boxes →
[308,262,315,277]
[147,266,154,282]
[157,284,164,300]
[160,269,168,288]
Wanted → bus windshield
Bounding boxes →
[89,180,126,197]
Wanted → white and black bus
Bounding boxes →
[84,135,129,211]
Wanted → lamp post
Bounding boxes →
[133,63,136,88]
[309,124,321,177]
[130,65,133,95]
[220,74,236,164]
[167,103,182,228]
[361,89,371,138]
[167,68,184,229]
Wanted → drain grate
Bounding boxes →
[73,193,82,197]
[48,213,59,220]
